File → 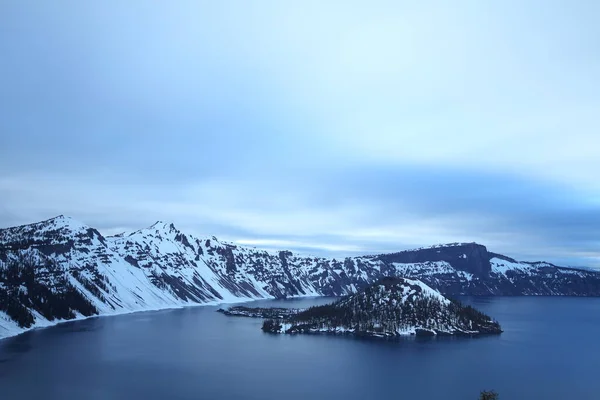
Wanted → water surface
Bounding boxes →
[1,296,599,400]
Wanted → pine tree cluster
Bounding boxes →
[263,277,501,336]
[0,254,98,328]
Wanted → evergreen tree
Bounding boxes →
[479,390,499,400]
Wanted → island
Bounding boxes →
[216,306,300,319]
[219,277,502,338]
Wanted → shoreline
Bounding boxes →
[0,295,275,342]
[2,293,595,342]
[0,292,330,342]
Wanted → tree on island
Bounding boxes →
[479,390,499,400]
[261,319,282,333]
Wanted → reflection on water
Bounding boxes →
[0,296,599,400]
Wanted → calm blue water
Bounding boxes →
[1,296,600,400]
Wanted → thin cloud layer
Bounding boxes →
[0,1,598,267]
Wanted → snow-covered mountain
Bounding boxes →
[261,277,503,337]
[1,216,599,339]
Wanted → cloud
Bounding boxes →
[1,1,599,267]
[1,166,598,267]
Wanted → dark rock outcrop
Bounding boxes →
[375,243,492,276]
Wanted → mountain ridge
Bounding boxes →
[2,216,600,339]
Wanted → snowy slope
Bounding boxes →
[0,217,274,339]
[1,216,600,339]
[0,216,195,312]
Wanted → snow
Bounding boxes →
[391,261,474,282]
[3,214,362,341]
[0,295,266,341]
[403,242,476,252]
[402,277,450,305]
[0,311,22,338]
[490,258,533,275]
[322,276,460,336]
[0,216,591,340]
[0,217,279,340]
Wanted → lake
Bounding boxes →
[1,296,600,400]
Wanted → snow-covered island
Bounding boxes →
[220,277,502,338]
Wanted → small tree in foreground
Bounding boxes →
[479,390,499,400]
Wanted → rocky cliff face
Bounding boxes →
[375,243,492,276]
[1,216,599,339]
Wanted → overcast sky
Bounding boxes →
[1,1,599,267]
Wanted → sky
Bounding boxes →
[0,1,599,267]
